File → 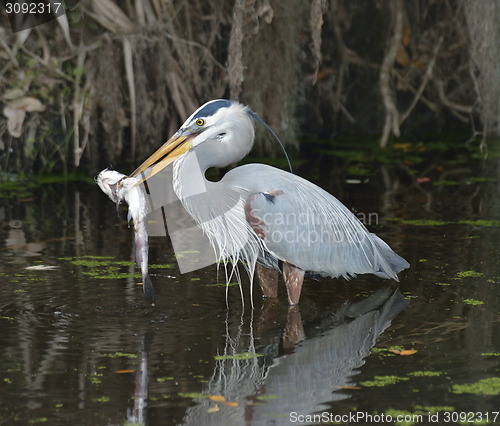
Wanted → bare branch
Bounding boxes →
[227,0,245,100]
[123,36,137,158]
[399,37,443,125]
[379,0,404,147]
[435,79,474,115]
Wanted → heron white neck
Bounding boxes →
[170,108,260,275]
[171,146,254,266]
[172,151,212,203]
[171,136,250,234]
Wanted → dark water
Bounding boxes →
[1,138,499,425]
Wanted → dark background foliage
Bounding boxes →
[0,0,498,175]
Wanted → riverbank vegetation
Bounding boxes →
[1,0,499,176]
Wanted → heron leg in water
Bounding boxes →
[282,262,305,305]
[255,263,279,298]
[282,305,305,348]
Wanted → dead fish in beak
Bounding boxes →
[96,169,154,300]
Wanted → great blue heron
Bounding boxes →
[130,99,409,305]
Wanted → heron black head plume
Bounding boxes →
[247,109,293,174]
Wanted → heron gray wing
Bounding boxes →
[231,164,409,280]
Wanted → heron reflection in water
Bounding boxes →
[127,99,409,304]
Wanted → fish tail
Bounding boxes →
[143,274,154,300]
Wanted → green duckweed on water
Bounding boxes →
[371,348,395,357]
[457,219,500,227]
[256,394,278,401]
[359,375,410,387]
[178,392,208,399]
[81,255,115,259]
[203,282,240,287]
[407,371,443,377]
[451,377,500,396]
[61,256,175,280]
[432,180,460,186]
[89,376,102,385]
[156,377,174,383]
[214,352,263,361]
[462,298,485,305]
[149,263,175,269]
[415,405,455,414]
[371,346,416,357]
[455,270,484,278]
[91,396,110,403]
[383,406,457,426]
[1,316,14,321]
[388,219,449,226]
[174,250,201,259]
[386,218,500,227]
[102,352,138,359]
[83,270,142,280]
[469,176,498,182]
[360,369,445,389]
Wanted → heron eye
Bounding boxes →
[196,118,204,126]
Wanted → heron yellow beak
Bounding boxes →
[130,132,193,181]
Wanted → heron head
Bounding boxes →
[131,99,254,179]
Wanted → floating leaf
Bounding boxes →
[388,349,417,356]
[416,177,431,184]
[400,349,418,356]
[209,395,226,402]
